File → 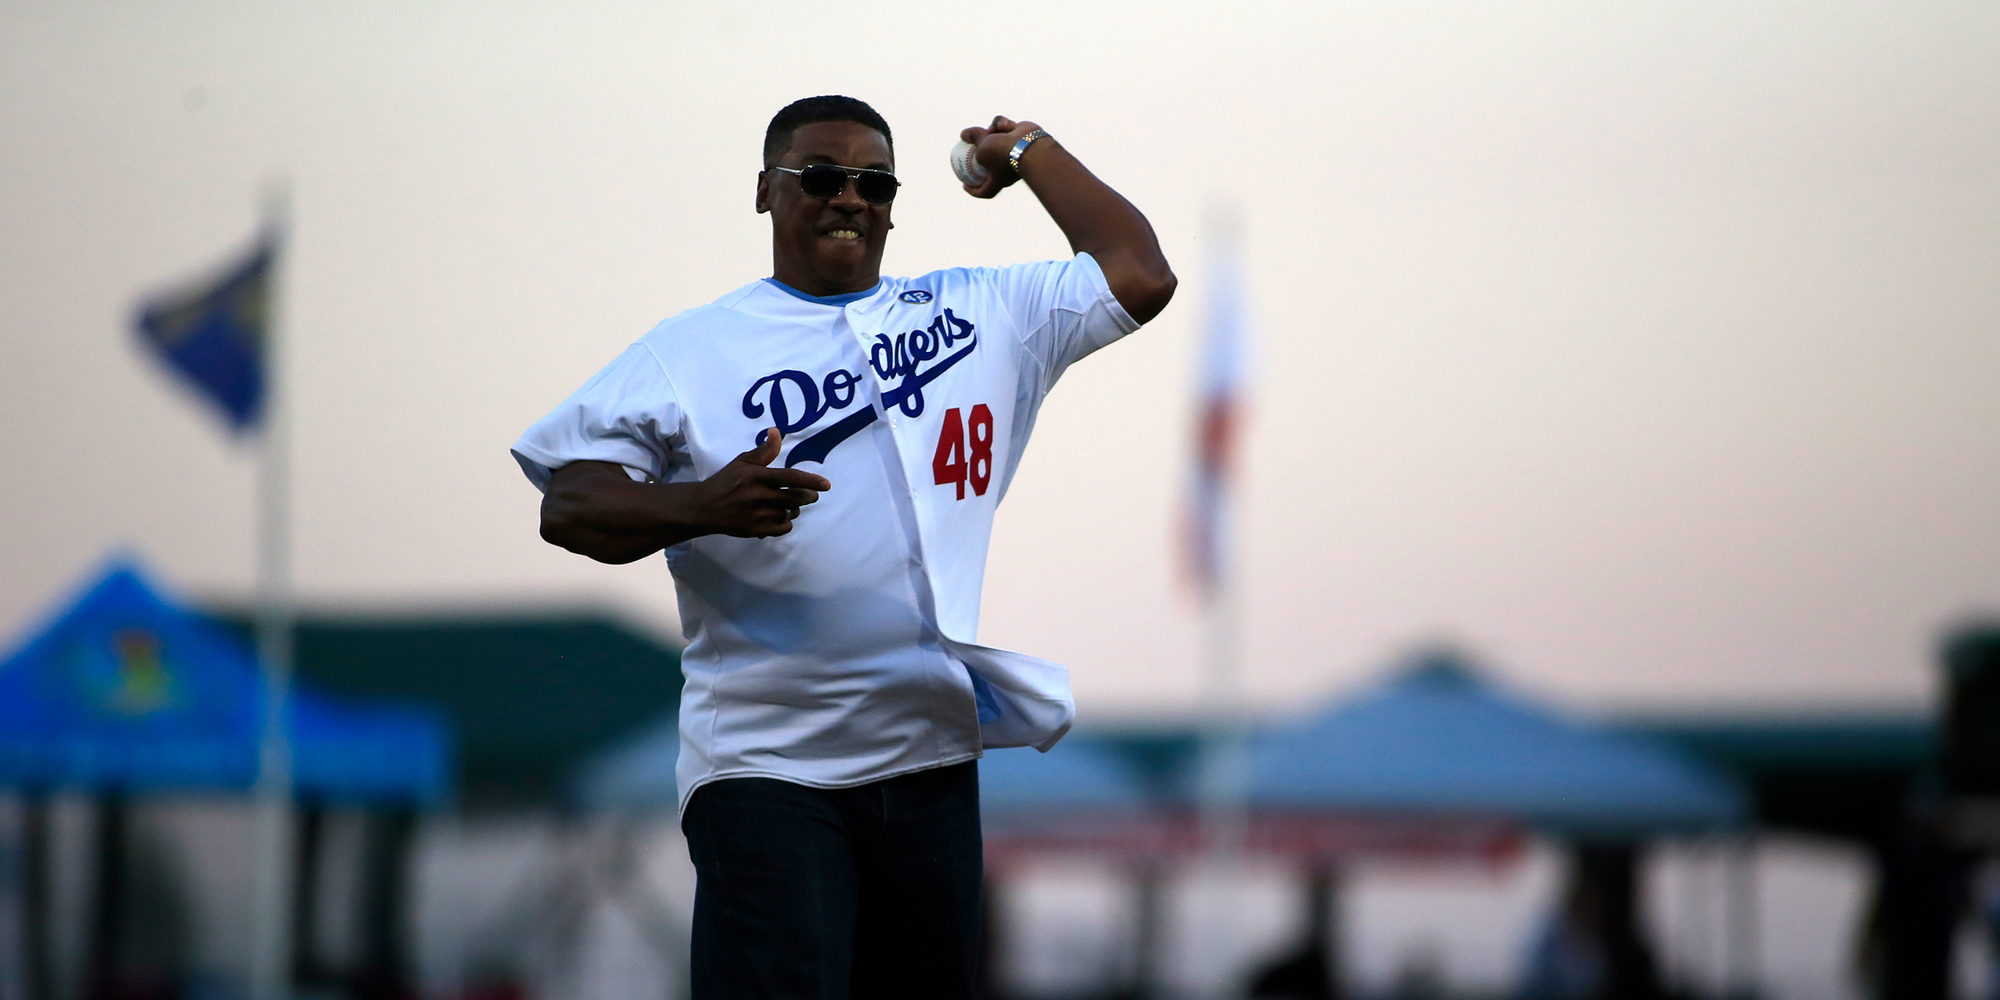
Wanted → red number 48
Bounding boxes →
[932,404,993,500]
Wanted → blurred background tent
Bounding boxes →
[0,559,449,800]
[201,603,688,997]
[980,742,1152,816]
[207,608,684,807]
[1244,649,1746,836]
[0,558,450,1000]
[181,603,689,999]
[1,557,692,1000]
[1236,650,1746,1000]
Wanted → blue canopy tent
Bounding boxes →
[1245,650,1744,836]
[0,561,449,801]
[1236,653,1747,999]
[979,742,1149,815]
[2,560,451,1000]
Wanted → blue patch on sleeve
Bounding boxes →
[970,671,1003,725]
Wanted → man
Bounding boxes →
[511,95,1173,999]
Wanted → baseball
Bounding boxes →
[950,139,989,186]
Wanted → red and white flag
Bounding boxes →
[1185,232,1250,601]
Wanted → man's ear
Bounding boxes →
[754,169,772,215]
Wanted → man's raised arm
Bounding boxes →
[540,429,830,564]
[960,116,1177,324]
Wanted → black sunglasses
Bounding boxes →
[770,163,900,206]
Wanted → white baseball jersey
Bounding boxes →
[512,253,1138,813]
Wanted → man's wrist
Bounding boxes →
[1007,128,1050,177]
[651,479,718,540]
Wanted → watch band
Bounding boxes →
[1007,129,1050,176]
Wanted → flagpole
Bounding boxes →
[1198,569,1247,854]
[248,180,295,1000]
[1195,206,1249,861]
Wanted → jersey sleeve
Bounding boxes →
[992,252,1141,385]
[510,342,682,492]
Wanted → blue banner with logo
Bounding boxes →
[0,558,448,801]
[135,235,273,432]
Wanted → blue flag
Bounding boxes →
[135,235,274,431]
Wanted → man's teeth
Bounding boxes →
[827,229,861,239]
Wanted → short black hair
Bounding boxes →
[763,96,893,168]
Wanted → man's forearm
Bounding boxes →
[1016,138,1177,323]
[541,518,687,565]
[538,439,826,563]
[541,462,710,563]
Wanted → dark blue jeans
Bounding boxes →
[681,760,983,1000]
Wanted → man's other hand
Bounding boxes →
[697,428,831,539]
[539,428,832,564]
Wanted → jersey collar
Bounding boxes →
[763,277,882,307]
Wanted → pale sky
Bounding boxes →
[3,0,1995,720]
